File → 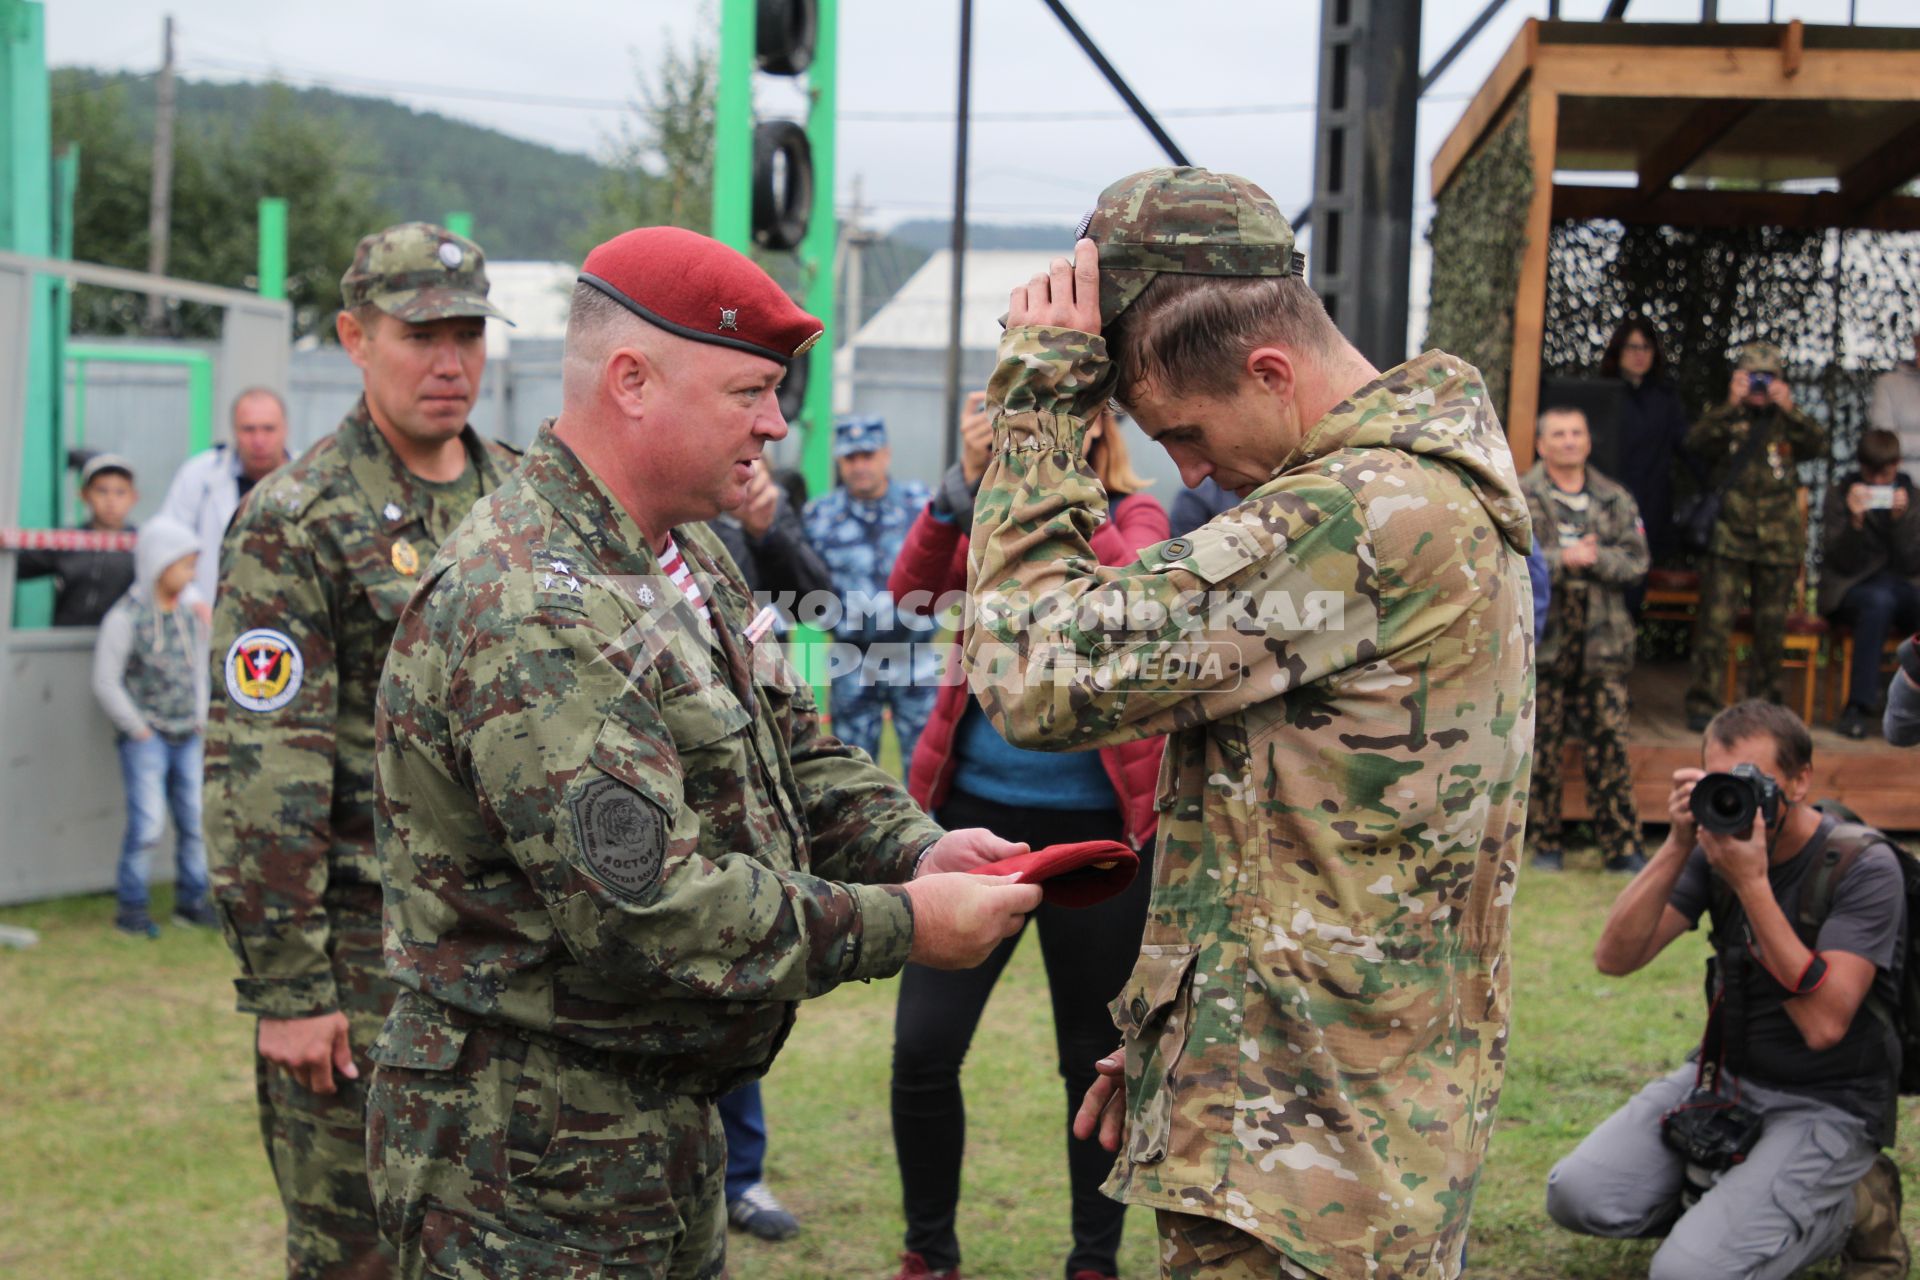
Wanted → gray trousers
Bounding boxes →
[1546,1064,1878,1280]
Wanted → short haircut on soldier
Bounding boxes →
[562,281,658,402]
[1107,273,1342,404]
[1706,699,1814,779]
[231,385,287,422]
[1537,406,1588,432]
[1859,427,1902,471]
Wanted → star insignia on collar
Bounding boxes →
[636,584,655,607]
[382,502,403,522]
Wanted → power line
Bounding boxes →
[177,52,1431,126]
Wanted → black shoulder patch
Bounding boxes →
[569,775,666,900]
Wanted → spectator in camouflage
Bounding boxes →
[1683,342,1828,729]
[1522,406,1650,874]
[204,221,519,1280]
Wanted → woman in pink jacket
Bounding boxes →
[885,395,1169,1280]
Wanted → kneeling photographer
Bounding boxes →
[1546,701,1910,1280]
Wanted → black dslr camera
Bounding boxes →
[1690,763,1782,836]
[1662,1088,1764,1204]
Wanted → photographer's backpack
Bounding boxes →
[1802,812,1920,1095]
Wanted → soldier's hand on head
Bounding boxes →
[915,826,1030,876]
[960,391,994,487]
[902,872,1042,969]
[1072,1048,1127,1152]
[1008,239,1102,336]
[257,1011,356,1095]
[1667,767,1705,851]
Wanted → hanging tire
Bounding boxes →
[756,0,817,75]
[752,119,813,252]
[777,346,809,421]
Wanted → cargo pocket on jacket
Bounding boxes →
[1111,943,1200,1166]
[416,1205,673,1279]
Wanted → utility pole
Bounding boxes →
[144,13,176,333]
[940,0,974,471]
[842,174,870,346]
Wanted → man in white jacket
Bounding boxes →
[92,517,211,937]
[158,387,290,605]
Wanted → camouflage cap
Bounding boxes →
[340,222,513,326]
[1079,166,1304,329]
[1735,341,1785,375]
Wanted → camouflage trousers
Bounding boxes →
[1155,1211,1321,1279]
[1529,660,1640,863]
[366,1008,727,1279]
[1686,555,1800,720]
[255,888,397,1280]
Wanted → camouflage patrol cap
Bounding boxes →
[1079,166,1305,329]
[340,222,513,325]
[1735,341,1785,375]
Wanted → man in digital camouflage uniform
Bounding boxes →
[365,226,1041,1278]
[206,222,520,1280]
[803,417,937,766]
[1522,406,1650,874]
[1684,341,1828,730]
[966,167,1534,1280]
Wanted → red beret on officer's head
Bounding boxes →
[579,226,823,364]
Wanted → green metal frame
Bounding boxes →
[713,0,841,695]
[66,343,215,457]
[257,197,287,300]
[4,0,59,626]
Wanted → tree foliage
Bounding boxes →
[52,71,388,340]
[584,32,716,250]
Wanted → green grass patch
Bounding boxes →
[4,843,1914,1277]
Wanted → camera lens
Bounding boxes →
[1690,773,1757,836]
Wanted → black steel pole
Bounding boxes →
[1039,0,1190,166]
[941,0,974,470]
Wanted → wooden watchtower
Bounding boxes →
[1431,17,1920,467]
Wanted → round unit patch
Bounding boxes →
[225,628,305,712]
[437,241,464,269]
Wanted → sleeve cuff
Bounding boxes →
[234,973,341,1020]
[844,883,915,983]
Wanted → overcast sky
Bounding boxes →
[46,0,1920,235]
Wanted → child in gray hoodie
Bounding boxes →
[92,517,211,937]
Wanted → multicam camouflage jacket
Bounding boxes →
[1688,401,1827,566]
[1520,462,1649,678]
[372,424,942,1094]
[964,329,1534,1280]
[206,398,519,1019]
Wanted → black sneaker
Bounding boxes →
[1836,706,1872,740]
[113,911,160,939]
[1532,847,1564,871]
[1605,851,1649,875]
[728,1181,799,1241]
[171,899,218,928]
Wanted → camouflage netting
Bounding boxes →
[1425,93,1534,425]
[1541,219,1920,486]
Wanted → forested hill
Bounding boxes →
[53,70,609,261]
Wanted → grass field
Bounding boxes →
[2,844,1911,1279]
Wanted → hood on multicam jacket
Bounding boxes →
[1276,349,1534,558]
